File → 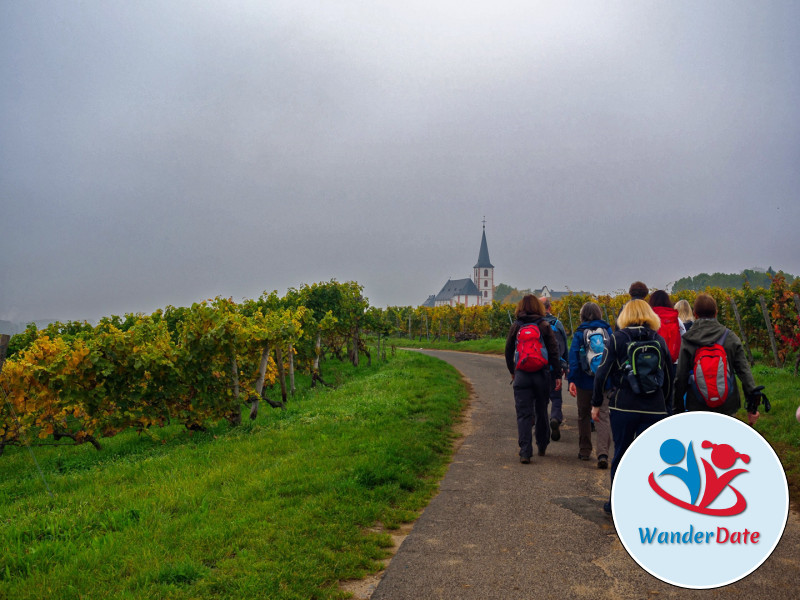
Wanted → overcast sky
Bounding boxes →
[2,1,799,323]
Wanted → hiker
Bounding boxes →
[505,295,563,463]
[673,293,762,425]
[592,299,674,514]
[674,299,694,332]
[541,297,569,442]
[649,290,685,364]
[614,281,649,330]
[567,301,613,469]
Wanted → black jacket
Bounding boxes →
[592,326,674,415]
[505,313,563,379]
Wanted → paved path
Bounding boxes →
[370,350,800,600]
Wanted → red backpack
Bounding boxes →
[690,329,734,408]
[654,306,681,362]
[514,322,549,372]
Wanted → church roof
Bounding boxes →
[435,278,480,302]
[474,228,493,268]
[421,294,436,307]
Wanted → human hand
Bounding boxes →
[554,378,562,392]
[591,406,600,421]
[747,411,759,426]
[568,382,577,398]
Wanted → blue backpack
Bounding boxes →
[579,327,609,375]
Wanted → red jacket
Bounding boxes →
[652,306,681,362]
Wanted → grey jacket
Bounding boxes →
[674,317,757,415]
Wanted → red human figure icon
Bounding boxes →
[698,441,750,513]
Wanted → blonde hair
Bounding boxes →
[617,299,661,330]
[674,299,693,322]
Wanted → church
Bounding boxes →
[422,224,495,308]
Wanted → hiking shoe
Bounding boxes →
[578,454,590,461]
[597,455,609,469]
[537,446,546,457]
[520,455,531,464]
[550,418,561,441]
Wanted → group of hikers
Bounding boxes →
[504,282,767,515]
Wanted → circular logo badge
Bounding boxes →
[611,412,789,589]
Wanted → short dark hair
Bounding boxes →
[693,293,718,318]
[579,302,602,322]
[648,290,672,309]
[629,281,649,299]
[516,294,545,318]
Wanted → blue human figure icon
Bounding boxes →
[658,438,701,505]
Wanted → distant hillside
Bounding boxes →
[671,268,796,292]
[0,320,58,336]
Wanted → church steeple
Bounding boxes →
[473,219,494,305]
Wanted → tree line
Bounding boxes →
[671,268,795,292]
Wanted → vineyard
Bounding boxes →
[386,274,800,369]
[2,275,799,457]
[0,281,371,456]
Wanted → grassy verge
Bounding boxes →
[385,335,505,354]
[0,351,467,600]
[746,362,800,511]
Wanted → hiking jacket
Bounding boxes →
[543,313,569,364]
[674,317,757,415]
[567,319,614,391]
[651,306,684,363]
[592,326,674,415]
[505,313,563,379]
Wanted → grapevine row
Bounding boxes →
[0,281,369,455]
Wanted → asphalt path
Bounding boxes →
[370,349,800,600]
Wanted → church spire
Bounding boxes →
[474,219,493,269]
[473,219,494,306]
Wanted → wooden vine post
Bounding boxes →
[566,304,574,336]
[275,345,288,402]
[0,334,9,372]
[728,297,754,365]
[794,295,800,375]
[758,295,782,368]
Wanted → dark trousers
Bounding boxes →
[608,409,666,507]
[549,386,563,423]
[513,370,551,458]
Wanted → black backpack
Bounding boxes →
[620,329,664,395]
[544,314,567,359]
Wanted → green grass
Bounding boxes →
[0,352,468,600]
[745,361,800,510]
[386,335,505,354]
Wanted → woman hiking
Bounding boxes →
[649,289,684,364]
[592,299,674,514]
[567,301,613,469]
[505,295,563,463]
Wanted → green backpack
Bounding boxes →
[620,330,664,395]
